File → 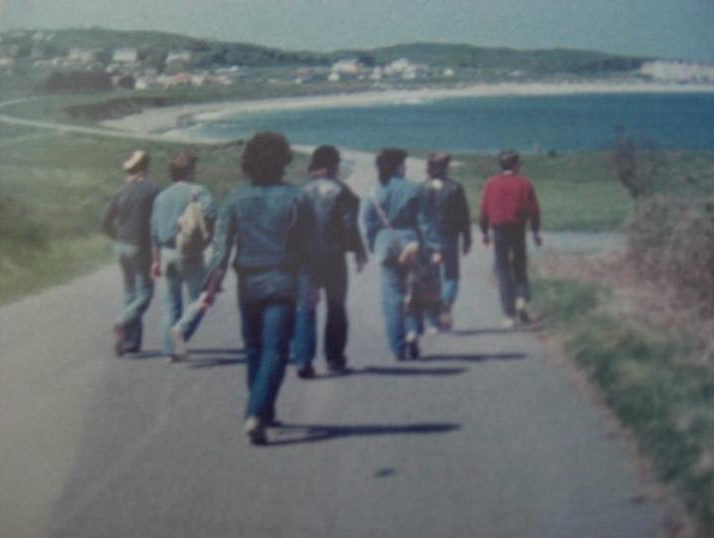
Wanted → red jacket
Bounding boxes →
[479,172,540,234]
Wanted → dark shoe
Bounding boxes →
[439,310,453,332]
[244,416,268,446]
[297,364,316,379]
[405,331,420,360]
[166,354,183,364]
[326,357,348,373]
[123,346,141,354]
[113,323,126,357]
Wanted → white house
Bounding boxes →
[166,50,192,65]
[639,61,714,83]
[331,59,363,76]
[112,48,138,64]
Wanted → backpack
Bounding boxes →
[175,187,211,256]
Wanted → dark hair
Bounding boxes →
[169,150,197,181]
[309,145,340,173]
[241,132,293,185]
[375,148,407,184]
[427,152,451,177]
[498,149,521,171]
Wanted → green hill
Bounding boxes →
[2,27,648,74]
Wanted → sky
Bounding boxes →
[2,0,713,63]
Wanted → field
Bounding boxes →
[0,128,308,302]
[448,150,714,230]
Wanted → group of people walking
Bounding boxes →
[101,132,541,445]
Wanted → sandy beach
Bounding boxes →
[101,80,714,137]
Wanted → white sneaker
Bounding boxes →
[502,317,516,329]
[515,298,531,324]
[405,330,418,343]
[170,326,189,361]
[425,325,439,336]
[244,416,267,445]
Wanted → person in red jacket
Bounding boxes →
[479,150,542,327]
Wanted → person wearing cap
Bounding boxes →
[101,150,160,356]
[292,145,368,379]
[200,132,315,445]
[421,152,472,332]
[362,148,440,361]
[150,150,216,362]
[479,149,542,327]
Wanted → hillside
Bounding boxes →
[2,27,648,74]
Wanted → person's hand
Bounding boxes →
[533,233,543,247]
[482,234,491,246]
[463,242,472,256]
[431,252,442,265]
[199,291,215,310]
[151,261,161,279]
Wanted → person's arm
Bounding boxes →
[100,193,119,239]
[202,195,237,300]
[340,188,368,270]
[455,183,472,254]
[526,182,542,247]
[417,185,441,263]
[478,181,491,245]
[149,197,162,277]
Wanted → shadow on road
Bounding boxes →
[308,365,468,379]
[418,352,527,363]
[266,421,462,446]
[451,325,543,336]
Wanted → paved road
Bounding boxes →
[1,150,664,538]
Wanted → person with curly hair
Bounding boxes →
[201,132,314,445]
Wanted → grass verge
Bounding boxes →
[532,276,714,535]
[0,129,308,304]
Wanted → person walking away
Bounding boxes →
[421,152,472,332]
[201,132,314,445]
[101,150,160,356]
[293,145,368,379]
[362,148,440,361]
[150,151,216,362]
[478,149,542,328]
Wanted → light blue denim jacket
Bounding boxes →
[150,181,216,250]
[361,175,439,265]
[206,182,314,303]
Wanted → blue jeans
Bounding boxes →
[240,298,294,422]
[293,254,348,367]
[493,225,530,317]
[380,264,420,359]
[115,242,153,349]
[160,248,206,355]
[425,238,460,327]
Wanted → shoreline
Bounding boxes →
[101,80,714,136]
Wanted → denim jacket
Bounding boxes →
[361,175,439,265]
[206,182,314,303]
[150,181,216,251]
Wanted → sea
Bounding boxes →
[192,91,714,153]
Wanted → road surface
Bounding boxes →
[1,150,665,538]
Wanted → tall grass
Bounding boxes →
[0,131,308,303]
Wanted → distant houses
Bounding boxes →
[639,61,714,83]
